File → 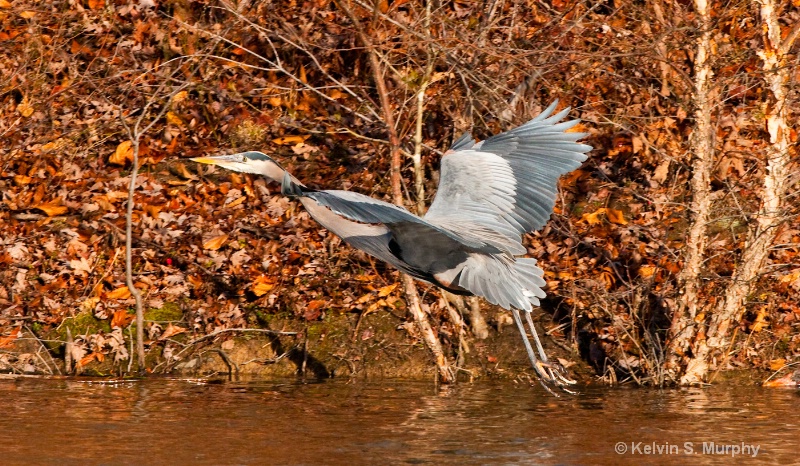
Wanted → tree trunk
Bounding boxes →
[680,0,795,384]
[338,0,452,383]
[664,0,716,382]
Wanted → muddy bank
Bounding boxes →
[4,303,787,388]
[3,303,605,383]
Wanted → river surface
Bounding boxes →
[0,376,797,465]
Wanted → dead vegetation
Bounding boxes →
[1,0,799,386]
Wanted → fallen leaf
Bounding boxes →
[78,352,102,367]
[377,283,397,297]
[606,208,628,225]
[143,204,163,218]
[203,234,229,251]
[0,328,21,349]
[224,196,246,208]
[160,323,187,340]
[652,160,670,184]
[252,282,274,296]
[304,299,326,320]
[70,257,93,275]
[749,307,768,332]
[34,199,68,216]
[367,299,387,312]
[111,310,135,328]
[171,90,189,104]
[87,0,104,9]
[80,296,100,313]
[16,96,34,117]
[599,267,615,289]
[169,162,197,180]
[639,265,656,278]
[769,359,786,371]
[106,286,132,300]
[166,111,183,126]
[110,141,133,165]
[582,208,607,225]
[13,175,32,186]
[272,135,309,145]
[19,10,36,19]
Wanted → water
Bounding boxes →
[0,376,797,465]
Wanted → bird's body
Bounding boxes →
[193,101,591,390]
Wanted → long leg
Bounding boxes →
[511,308,552,383]
[523,310,576,386]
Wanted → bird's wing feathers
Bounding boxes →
[450,132,477,151]
[301,189,508,254]
[424,101,591,252]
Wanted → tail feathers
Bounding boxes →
[514,258,546,306]
[453,255,547,311]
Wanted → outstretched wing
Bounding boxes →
[299,189,512,254]
[424,101,590,253]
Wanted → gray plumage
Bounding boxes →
[192,100,591,391]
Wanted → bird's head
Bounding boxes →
[191,151,286,183]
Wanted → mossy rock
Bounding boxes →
[144,302,184,322]
[51,311,111,345]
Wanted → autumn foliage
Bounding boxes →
[1,0,799,384]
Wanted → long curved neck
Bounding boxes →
[298,197,385,239]
[261,160,303,187]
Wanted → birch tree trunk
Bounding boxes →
[680,0,795,384]
[664,0,716,382]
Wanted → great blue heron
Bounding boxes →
[192,101,591,390]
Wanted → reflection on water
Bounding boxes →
[1,376,798,465]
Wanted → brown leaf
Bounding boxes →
[33,199,68,216]
[143,204,163,218]
[111,310,135,328]
[110,141,133,165]
[599,267,615,289]
[16,95,34,117]
[224,196,246,209]
[166,111,183,126]
[749,307,768,332]
[377,283,397,297]
[272,135,309,145]
[769,359,787,371]
[639,265,656,278]
[0,327,21,349]
[203,234,229,251]
[87,0,104,9]
[252,282,274,296]
[78,352,101,368]
[606,208,628,225]
[159,323,187,340]
[80,296,100,313]
[13,175,32,186]
[304,299,325,320]
[169,162,197,180]
[582,208,606,225]
[106,286,132,300]
[171,90,189,105]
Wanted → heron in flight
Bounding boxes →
[192,101,590,390]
